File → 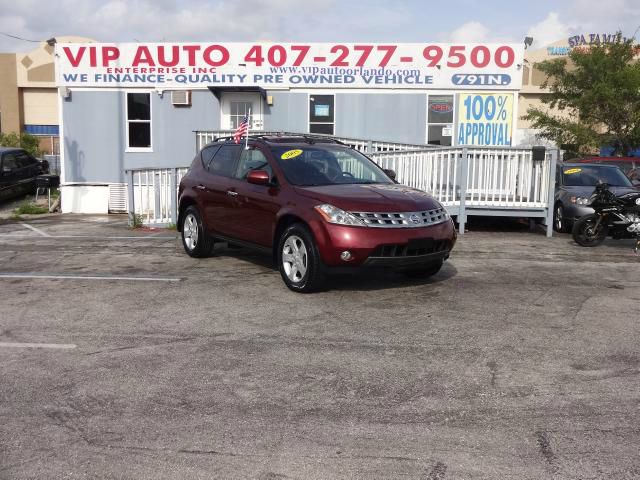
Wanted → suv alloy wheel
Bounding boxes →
[181,206,214,258]
[277,223,324,293]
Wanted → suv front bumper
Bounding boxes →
[310,218,457,268]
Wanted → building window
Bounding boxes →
[427,95,454,146]
[230,101,253,129]
[126,92,151,150]
[309,95,334,135]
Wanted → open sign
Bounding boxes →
[429,103,453,113]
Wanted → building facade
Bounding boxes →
[0,36,94,155]
[55,41,537,213]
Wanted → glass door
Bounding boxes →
[220,93,263,131]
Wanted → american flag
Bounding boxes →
[233,115,249,144]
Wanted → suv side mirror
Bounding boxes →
[383,168,397,181]
[247,170,271,186]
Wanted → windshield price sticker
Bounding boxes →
[564,168,582,174]
[281,149,303,160]
[56,42,524,90]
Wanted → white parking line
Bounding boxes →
[0,234,176,240]
[0,342,77,350]
[18,222,51,237]
[0,273,181,282]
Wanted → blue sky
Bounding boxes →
[0,0,638,52]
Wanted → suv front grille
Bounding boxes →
[372,239,450,258]
[350,208,448,228]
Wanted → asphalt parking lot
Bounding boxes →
[1,214,639,479]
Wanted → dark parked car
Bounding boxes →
[571,157,640,186]
[0,147,49,202]
[572,156,638,173]
[178,135,457,292]
[553,162,638,233]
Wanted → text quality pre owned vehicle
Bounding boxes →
[178,135,456,292]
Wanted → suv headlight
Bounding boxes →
[314,204,366,226]
[570,196,590,205]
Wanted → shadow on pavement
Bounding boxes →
[210,242,458,292]
[463,215,541,233]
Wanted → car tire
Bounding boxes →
[278,223,324,293]
[181,206,214,258]
[553,204,570,233]
[403,260,443,279]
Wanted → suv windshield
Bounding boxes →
[563,165,632,187]
[271,145,393,187]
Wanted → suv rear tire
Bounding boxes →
[278,223,324,293]
[181,206,214,258]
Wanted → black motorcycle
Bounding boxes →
[572,182,640,251]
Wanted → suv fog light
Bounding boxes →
[340,251,353,261]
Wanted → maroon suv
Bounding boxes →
[178,135,456,292]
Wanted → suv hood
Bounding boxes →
[294,183,442,212]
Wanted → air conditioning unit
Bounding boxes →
[171,90,191,106]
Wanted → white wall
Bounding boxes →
[61,185,109,214]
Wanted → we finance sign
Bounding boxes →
[56,42,523,90]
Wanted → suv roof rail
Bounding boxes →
[210,132,346,146]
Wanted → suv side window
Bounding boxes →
[2,153,18,172]
[16,152,37,168]
[208,145,241,177]
[200,145,220,169]
[235,148,272,180]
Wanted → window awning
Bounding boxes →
[208,86,267,100]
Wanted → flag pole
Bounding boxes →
[245,108,251,150]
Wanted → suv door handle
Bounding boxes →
[195,184,206,191]
[226,190,238,197]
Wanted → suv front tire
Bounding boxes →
[278,223,324,293]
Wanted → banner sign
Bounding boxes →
[457,93,514,146]
[56,43,523,90]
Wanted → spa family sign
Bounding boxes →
[56,42,523,90]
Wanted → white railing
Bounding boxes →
[195,130,426,154]
[126,168,188,225]
[369,147,552,209]
[371,149,462,206]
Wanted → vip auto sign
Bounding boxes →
[56,43,523,90]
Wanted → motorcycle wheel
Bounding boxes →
[572,214,608,247]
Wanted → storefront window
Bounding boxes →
[126,92,151,150]
[427,95,453,146]
[309,95,334,135]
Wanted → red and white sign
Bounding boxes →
[56,42,524,90]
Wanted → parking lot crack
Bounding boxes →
[426,461,447,480]
[535,430,560,474]
[486,361,498,387]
